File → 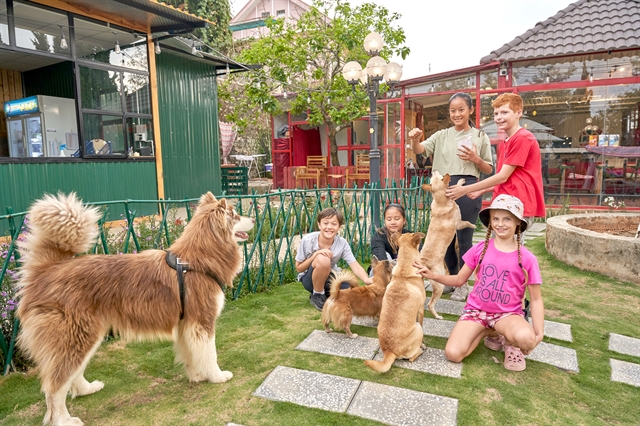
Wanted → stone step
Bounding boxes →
[609,333,640,358]
[254,365,459,426]
[609,359,640,387]
[296,329,462,378]
[354,317,573,343]
[352,317,578,372]
[424,298,466,316]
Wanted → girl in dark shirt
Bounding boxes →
[370,204,409,271]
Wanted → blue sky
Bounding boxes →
[231,0,577,80]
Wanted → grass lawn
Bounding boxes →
[1,237,639,425]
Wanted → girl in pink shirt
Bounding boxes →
[414,194,544,371]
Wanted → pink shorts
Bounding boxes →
[459,309,522,329]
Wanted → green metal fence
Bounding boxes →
[0,179,431,375]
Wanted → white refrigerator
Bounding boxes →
[5,95,78,157]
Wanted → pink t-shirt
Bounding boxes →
[462,240,542,314]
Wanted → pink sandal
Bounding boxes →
[484,334,505,351]
[503,345,526,371]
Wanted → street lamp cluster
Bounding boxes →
[341,32,402,228]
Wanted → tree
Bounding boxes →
[162,0,232,52]
[225,0,409,166]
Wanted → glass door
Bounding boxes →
[25,115,43,157]
[8,118,26,157]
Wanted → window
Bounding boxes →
[13,2,70,56]
[261,12,271,18]
[79,65,153,157]
[74,17,148,72]
[0,0,9,46]
[276,9,285,17]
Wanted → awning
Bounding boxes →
[585,146,640,158]
[30,0,212,33]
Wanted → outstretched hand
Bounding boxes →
[445,184,468,201]
[412,260,431,278]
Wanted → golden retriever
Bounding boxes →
[16,192,253,426]
[420,171,475,319]
[365,232,426,373]
[322,256,394,338]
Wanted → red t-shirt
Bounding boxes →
[493,128,546,217]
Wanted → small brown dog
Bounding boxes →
[365,232,426,373]
[322,256,394,338]
[420,171,475,319]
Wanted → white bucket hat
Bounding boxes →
[478,194,527,231]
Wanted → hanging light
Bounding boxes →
[589,67,594,82]
[113,32,121,54]
[283,91,288,99]
[154,41,161,54]
[467,76,471,87]
[226,63,230,77]
[191,41,197,55]
[59,25,68,49]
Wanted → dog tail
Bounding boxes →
[364,351,397,373]
[328,270,359,300]
[17,192,101,286]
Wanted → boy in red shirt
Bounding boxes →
[446,93,545,231]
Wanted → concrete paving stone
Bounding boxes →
[253,365,361,412]
[527,319,573,342]
[373,347,463,378]
[525,341,579,372]
[225,424,245,426]
[424,298,465,316]
[610,359,640,387]
[351,316,378,328]
[296,329,380,360]
[609,333,640,358]
[422,317,457,338]
[347,381,458,426]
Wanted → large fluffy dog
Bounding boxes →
[420,171,475,319]
[16,192,253,426]
[365,232,426,373]
[322,256,394,338]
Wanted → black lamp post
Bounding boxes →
[342,32,403,228]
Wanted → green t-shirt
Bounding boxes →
[419,127,493,177]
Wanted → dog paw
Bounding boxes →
[433,314,443,320]
[348,333,359,339]
[421,343,427,350]
[457,179,466,186]
[210,371,233,383]
[52,415,84,426]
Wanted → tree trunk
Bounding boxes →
[327,123,339,167]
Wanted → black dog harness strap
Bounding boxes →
[165,251,188,319]
[165,250,227,320]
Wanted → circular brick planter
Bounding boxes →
[546,213,640,284]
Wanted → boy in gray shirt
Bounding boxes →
[296,208,372,311]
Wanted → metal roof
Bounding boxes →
[30,0,212,32]
[480,0,640,64]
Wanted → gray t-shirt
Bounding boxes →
[295,231,356,280]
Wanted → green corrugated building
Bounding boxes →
[0,0,240,228]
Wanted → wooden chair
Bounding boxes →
[295,156,327,188]
[346,153,370,187]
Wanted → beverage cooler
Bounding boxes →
[4,95,79,157]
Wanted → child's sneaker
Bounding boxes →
[503,345,526,371]
[484,334,505,351]
[309,293,327,311]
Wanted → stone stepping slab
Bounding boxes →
[351,317,577,372]
[254,365,458,426]
[609,333,640,358]
[609,359,640,387]
[296,330,462,378]
[353,317,573,343]
[424,298,465,316]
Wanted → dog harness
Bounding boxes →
[165,250,227,320]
